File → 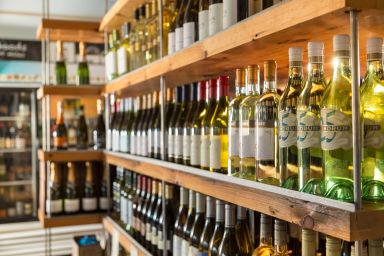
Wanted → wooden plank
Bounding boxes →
[38,210,104,228]
[36,18,104,43]
[38,149,103,162]
[103,216,152,256]
[37,85,103,100]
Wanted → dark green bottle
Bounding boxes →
[76,42,90,85]
[55,41,67,85]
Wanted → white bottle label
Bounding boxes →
[229,122,239,156]
[15,137,26,149]
[173,235,182,256]
[137,134,142,156]
[107,129,112,150]
[158,231,164,250]
[297,110,321,149]
[240,121,256,158]
[364,118,384,149]
[209,3,223,36]
[198,10,209,40]
[154,129,161,155]
[168,133,175,158]
[82,197,97,212]
[278,111,297,148]
[223,0,237,29]
[127,200,133,227]
[209,135,222,169]
[183,134,191,161]
[191,134,201,166]
[142,135,148,156]
[181,239,190,256]
[146,223,152,242]
[120,197,127,223]
[119,131,128,153]
[46,199,62,214]
[64,199,80,213]
[200,134,210,168]
[130,134,136,154]
[188,246,199,256]
[321,109,352,150]
[174,134,183,159]
[117,46,128,75]
[99,197,109,210]
[168,32,176,55]
[113,130,120,151]
[256,123,275,160]
[175,27,184,51]
[183,22,195,48]
[148,129,153,155]
[106,51,117,80]
[151,226,158,246]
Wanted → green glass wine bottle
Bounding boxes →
[208,199,225,256]
[252,214,273,256]
[76,42,90,85]
[235,206,253,255]
[321,34,353,202]
[199,196,216,254]
[188,193,206,255]
[55,41,67,85]
[217,204,240,256]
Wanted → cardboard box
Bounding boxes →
[73,235,103,256]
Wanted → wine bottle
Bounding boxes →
[175,0,188,51]
[237,0,249,21]
[130,9,140,70]
[201,79,218,170]
[145,180,159,249]
[165,88,176,160]
[188,193,206,255]
[168,87,183,162]
[209,76,229,174]
[113,167,125,218]
[168,0,182,55]
[279,47,304,190]
[132,174,142,239]
[173,187,189,256]
[127,172,137,234]
[208,0,223,36]
[139,94,152,156]
[130,96,143,155]
[117,22,131,75]
[326,236,341,256]
[76,105,88,149]
[107,95,116,151]
[46,163,63,215]
[208,199,225,256]
[140,177,152,246]
[361,37,384,201]
[149,91,161,159]
[236,206,253,255]
[99,167,109,211]
[229,68,246,176]
[112,98,123,152]
[351,243,369,256]
[198,0,209,40]
[135,95,147,156]
[368,239,383,256]
[223,0,237,29]
[297,41,327,195]
[136,176,147,243]
[82,162,97,212]
[321,34,353,202]
[181,190,196,255]
[273,220,290,256]
[76,42,90,85]
[252,214,273,256]
[183,83,199,165]
[117,98,128,152]
[341,240,353,256]
[106,31,119,80]
[199,196,215,254]
[55,40,67,85]
[301,228,317,256]
[119,98,134,153]
[158,184,175,256]
[239,65,260,180]
[183,0,199,48]
[191,81,208,168]
[137,6,147,68]
[175,84,191,164]
[93,99,106,150]
[255,61,280,185]
[120,171,131,226]
[53,101,68,150]
[151,181,163,254]
[64,162,80,214]
[217,204,239,255]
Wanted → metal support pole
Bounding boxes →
[30,91,38,216]
[350,9,362,256]
[46,95,51,151]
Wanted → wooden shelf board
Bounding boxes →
[38,210,104,228]
[38,149,103,162]
[103,216,152,256]
[104,151,384,241]
[36,18,104,43]
[104,0,384,95]
[37,85,103,100]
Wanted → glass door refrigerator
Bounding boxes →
[0,86,37,223]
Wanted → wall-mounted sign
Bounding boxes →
[0,39,41,61]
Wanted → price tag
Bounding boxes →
[111,229,119,256]
[130,244,138,256]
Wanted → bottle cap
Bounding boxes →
[288,47,303,61]
[333,34,350,51]
[366,37,383,54]
[308,41,324,57]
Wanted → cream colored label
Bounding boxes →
[106,51,117,80]
[117,46,128,75]
[168,32,175,55]
[256,126,274,160]
[183,135,191,160]
[297,110,321,149]
[175,27,184,51]
[46,199,62,214]
[278,111,297,148]
[209,135,228,169]
[168,133,175,158]
[223,0,237,29]
[82,198,97,211]
[181,239,190,256]
[240,121,256,158]
[364,118,384,149]
[191,134,201,166]
[173,235,182,256]
[174,134,183,159]
[188,246,199,256]
[198,10,209,40]
[99,197,108,210]
[321,109,352,150]
[229,122,239,156]
[208,3,223,36]
[64,199,80,213]
[183,22,195,48]
[200,135,210,167]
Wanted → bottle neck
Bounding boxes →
[151,180,158,195]
[196,193,206,213]
[85,164,93,182]
[165,184,173,200]
[367,54,383,78]
[192,83,199,101]
[236,85,246,97]
[263,79,277,93]
[206,197,215,218]
[189,190,196,209]
[198,82,207,101]
[274,221,288,250]
[288,61,303,88]
[236,206,247,220]
[215,201,224,222]
[224,204,235,228]
[57,106,64,124]
[333,50,351,78]
[180,187,189,206]
[217,82,228,101]
[308,56,325,81]
[259,215,273,246]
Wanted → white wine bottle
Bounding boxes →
[252,214,273,256]
[326,236,341,256]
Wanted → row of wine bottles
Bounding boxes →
[46,161,108,215]
[105,0,280,80]
[107,34,384,203]
[111,166,384,256]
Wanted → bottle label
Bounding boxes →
[198,10,209,40]
[107,129,112,150]
[154,129,161,155]
[168,133,175,158]
[181,239,190,256]
[64,199,80,213]
[105,51,117,80]
[146,223,152,242]
[297,110,321,149]
[117,46,128,75]
[120,197,127,223]
[240,120,256,158]
[173,235,182,256]
[278,111,297,148]
[137,134,142,156]
[209,134,228,169]
[208,3,223,36]
[200,134,210,168]
[256,121,275,160]
[148,129,153,155]
[158,231,164,250]
[127,200,133,227]
[99,197,109,210]
[46,199,62,214]
[119,131,128,153]
[183,134,191,161]
[175,27,184,52]
[15,137,26,149]
[141,221,146,237]
[174,134,183,159]
[151,226,158,246]
[229,121,239,156]
[364,117,384,149]
[183,22,195,48]
[130,134,136,154]
[168,32,176,55]
[112,130,120,152]
[142,134,148,156]
[191,134,201,166]
[188,246,199,256]
[82,197,97,212]
[223,0,237,29]
[320,109,352,150]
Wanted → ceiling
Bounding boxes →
[0,0,105,39]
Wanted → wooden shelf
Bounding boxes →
[38,210,104,228]
[36,18,104,43]
[103,0,384,95]
[37,85,103,100]
[38,149,103,162]
[104,150,384,241]
[103,216,152,256]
